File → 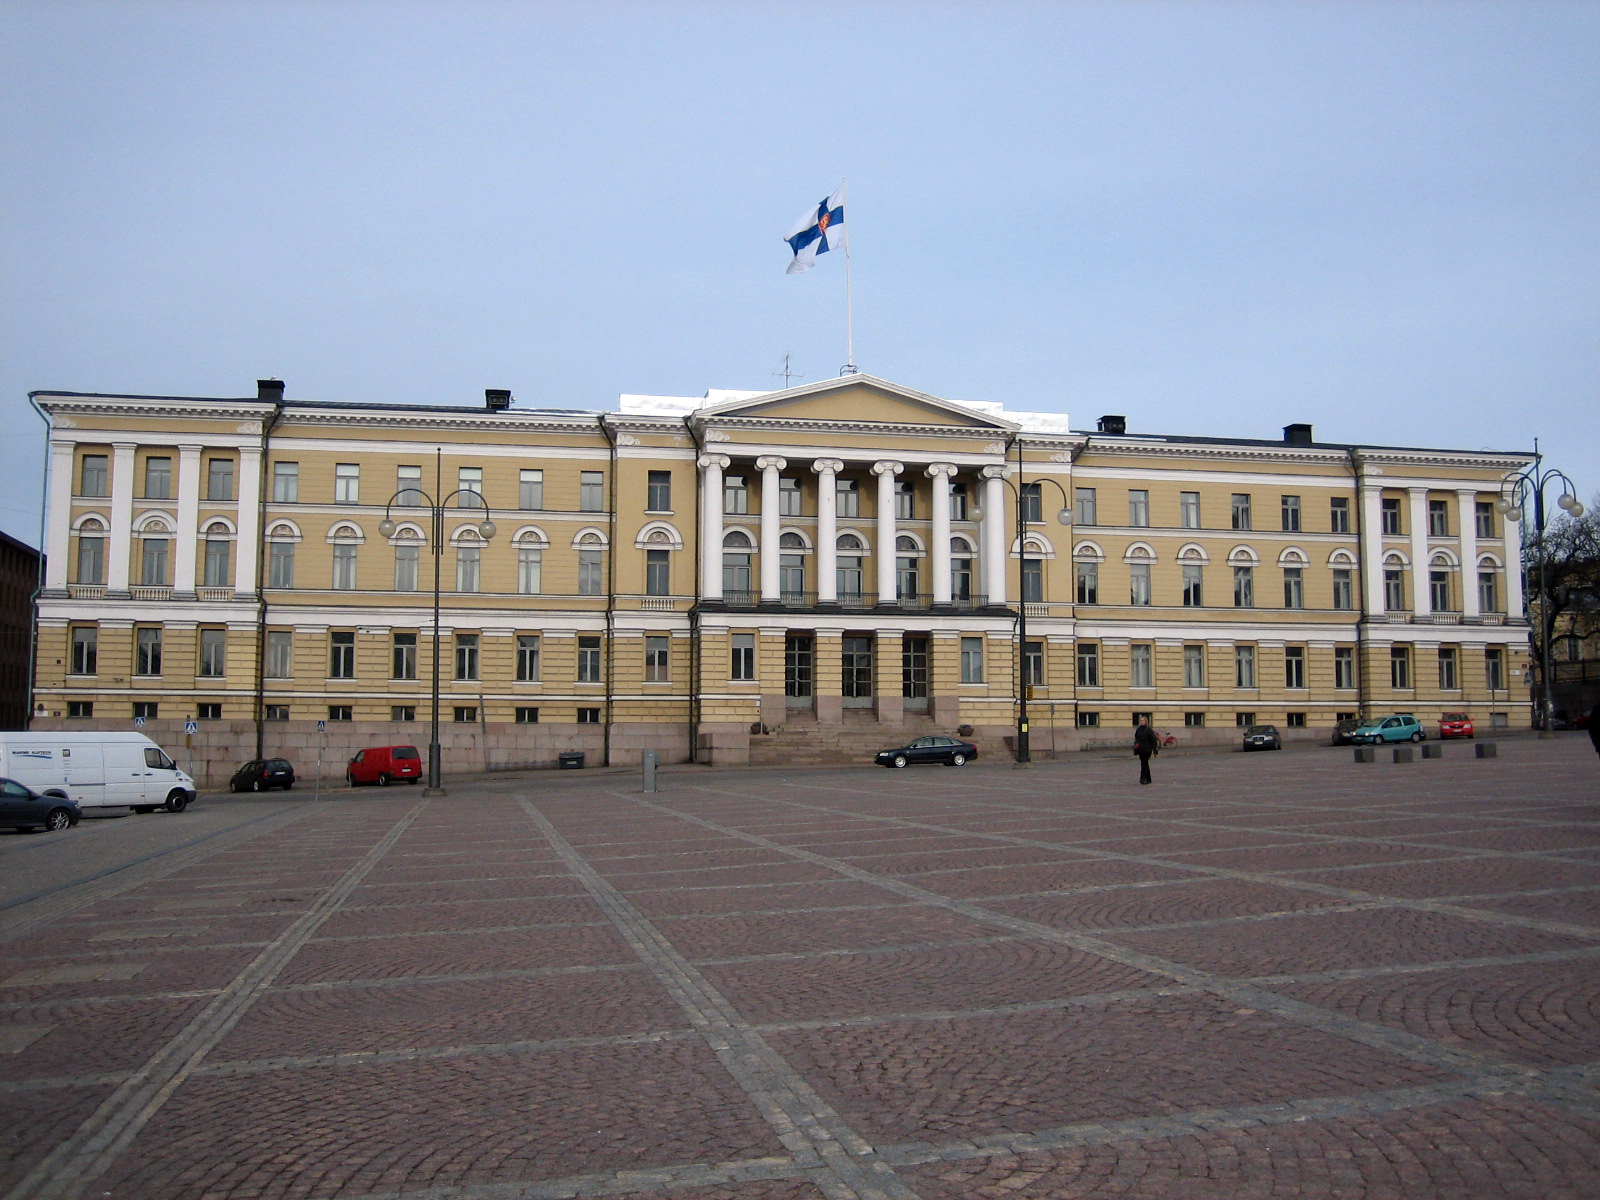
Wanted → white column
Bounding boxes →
[44,439,75,591]
[982,466,1009,605]
[698,454,729,600]
[756,455,786,602]
[235,445,263,594]
[1359,482,1385,615]
[872,460,902,604]
[174,444,202,595]
[108,442,136,594]
[813,459,842,603]
[1409,487,1431,618]
[1456,488,1479,619]
[1503,509,1525,619]
[927,463,956,605]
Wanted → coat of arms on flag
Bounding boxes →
[784,184,847,274]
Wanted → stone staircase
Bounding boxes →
[747,709,984,768]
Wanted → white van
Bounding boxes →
[0,732,197,814]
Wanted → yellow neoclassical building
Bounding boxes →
[31,375,1533,781]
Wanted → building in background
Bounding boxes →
[0,529,42,730]
[30,377,1533,781]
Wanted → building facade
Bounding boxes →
[31,376,1534,781]
[0,528,43,730]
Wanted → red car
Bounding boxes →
[346,745,423,786]
[1438,712,1474,739]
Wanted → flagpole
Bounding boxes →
[842,178,856,375]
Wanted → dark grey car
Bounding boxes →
[0,777,80,833]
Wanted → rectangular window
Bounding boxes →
[265,630,292,679]
[456,545,481,593]
[1332,568,1353,610]
[1283,567,1304,609]
[516,634,541,681]
[1129,562,1151,605]
[1128,489,1149,527]
[265,704,290,721]
[645,635,670,682]
[1475,500,1494,539]
[724,475,749,514]
[1391,645,1411,689]
[730,632,755,681]
[1485,647,1505,691]
[578,548,603,596]
[645,549,670,596]
[268,540,295,588]
[646,470,672,511]
[455,633,479,680]
[1023,640,1044,688]
[457,467,484,508]
[80,453,108,497]
[1430,570,1450,611]
[133,701,159,720]
[1285,646,1306,689]
[836,478,859,517]
[1075,560,1098,605]
[517,546,541,594]
[1185,712,1206,727]
[206,458,234,501]
[515,707,539,724]
[272,461,299,502]
[1184,644,1205,688]
[394,543,418,591]
[136,627,162,676]
[519,468,543,510]
[1129,644,1152,689]
[1021,557,1043,603]
[960,636,984,683]
[335,463,360,504]
[203,536,231,588]
[579,471,604,512]
[1381,498,1402,535]
[144,455,172,499]
[140,537,170,586]
[1478,570,1498,613]
[67,701,93,718]
[1438,646,1459,690]
[1429,498,1449,537]
[70,626,97,675]
[453,706,478,724]
[1076,711,1100,728]
[332,542,357,590]
[196,702,222,721]
[1180,491,1200,529]
[327,705,352,722]
[1384,568,1405,611]
[1233,566,1254,607]
[391,705,415,722]
[1076,642,1099,687]
[1235,645,1256,688]
[1182,564,1203,607]
[397,465,423,505]
[780,477,802,515]
[1330,496,1350,533]
[948,482,967,521]
[1235,712,1256,727]
[1020,483,1042,524]
[1286,712,1307,728]
[1281,495,1301,532]
[894,480,915,520]
[578,635,602,683]
[1334,646,1355,689]
[76,534,105,584]
[329,631,356,679]
[1068,488,1094,530]
[577,707,602,724]
[199,628,226,678]
[392,632,417,680]
[1231,494,1252,530]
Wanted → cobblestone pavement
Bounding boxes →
[3,736,1598,1199]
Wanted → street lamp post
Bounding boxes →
[378,461,497,794]
[1495,448,1584,738]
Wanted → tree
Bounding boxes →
[1523,493,1600,703]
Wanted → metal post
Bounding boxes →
[642,750,658,793]
[426,451,445,794]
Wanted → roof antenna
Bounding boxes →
[773,353,805,389]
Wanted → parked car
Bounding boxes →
[346,745,423,786]
[1535,708,1572,731]
[1438,712,1475,740]
[0,777,80,833]
[1241,724,1281,752]
[1350,715,1425,744]
[875,736,978,768]
[229,758,297,792]
[1331,717,1364,746]
[0,731,195,814]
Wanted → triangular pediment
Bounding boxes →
[693,374,1017,431]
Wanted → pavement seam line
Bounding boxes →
[2,800,428,1200]
[521,799,925,1200]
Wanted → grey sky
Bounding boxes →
[3,0,1596,547]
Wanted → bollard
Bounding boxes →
[1475,742,1498,759]
[1353,746,1375,763]
[1422,743,1443,760]
[1393,746,1413,764]
[642,750,658,793]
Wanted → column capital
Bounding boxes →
[925,462,959,479]
[697,453,731,471]
[811,458,844,476]
[871,460,904,477]
[178,443,205,455]
[981,464,1012,480]
[755,455,787,472]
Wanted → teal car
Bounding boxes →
[1350,714,1425,745]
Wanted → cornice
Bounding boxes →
[274,406,603,435]
[36,396,272,424]
[696,415,1010,440]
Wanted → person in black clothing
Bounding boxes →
[1589,702,1600,761]
[1134,716,1159,785]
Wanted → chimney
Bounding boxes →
[1283,423,1313,446]
[257,379,284,404]
[1097,414,1126,435]
[485,388,512,411]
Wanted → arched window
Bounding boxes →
[952,535,975,602]
[779,531,807,598]
[837,534,865,598]
[201,520,233,588]
[74,517,107,585]
[722,529,754,596]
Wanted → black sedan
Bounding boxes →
[875,736,978,768]
[229,758,297,792]
[0,777,80,833]
[1241,724,1282,752]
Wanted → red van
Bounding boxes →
[346,745,423,787]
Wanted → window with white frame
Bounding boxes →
[455,633,479,680]
[1332,567,1353,610]
[780,532,806,597]
[1128,489,1149,527]
[335,463,360,504]
[1235,644,1256,688]
[136,627,162,676]
[578,546,603,595]
[1478,568,1498,613]
[516,635,541,681]
[1129,561,1151,605]
[645,548,670,596]
[75,521,106,584]
[730,632,755,680]
[1281,495,1301,532]
[1381,498,1401,535]
[393,539,419,591]
[456,539,481,592]
[397,465,423,505]
[70,626,97,675]
[1384,565,1405,610]
[457,467,484,508]
[1285,646,1306,689]
[1075,487,1097,526]
[779,477,802,515]
[836,478,859,517]
[1184,644,1205,688]
[1475,501,1494,539]
[645,636,670,682]
[206,458,234,501]
[1075,558,1098,604]
[1182,563,1203,606]
[332,542,357,590]
[140,532,170,586]
[1334,646,1355,689]
[273,461,299,502]
[1330,496,1350,533]
[1231,494,1252,530]
[198,628,226,678]
[722,530,753,595]
[80,453,108,497]
[1180,492,1200,528]
[268,536,296,589]
[1283,567,1304,609]
[960,636,984,683]
[836,533,864,596]
[1485,647,1505,691]
[579,471,604,512]
[392,632,417,679]
[1429,498,1449,537]
[724,475,749,514]
[1390,645,1411,689]
[1233,565,1254,607]
[1076,642,1099,687]
[1129,644,1153,688]
[519,469,543,510]
[144,455,172,499]
[1429,568,1451,611]
[1438,646,1458,689]
[330,631,355,679]
[896,535,920,600]
[517,541,542,594]
[647,470,671,511]
[202,525,231,588]
[894,480,914,520]
[578,635,602,682]
[265,630,292,678]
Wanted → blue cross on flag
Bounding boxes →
[784,184,847,274]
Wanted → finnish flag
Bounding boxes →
[784,185,847,274]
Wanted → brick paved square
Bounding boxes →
[278,923,637,984]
